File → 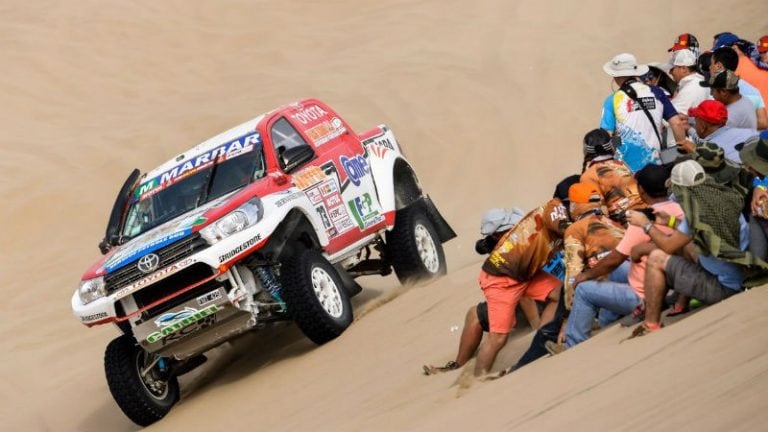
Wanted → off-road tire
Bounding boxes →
[104,335,179,426]
[280,249,353,344]
[386,203,447,285]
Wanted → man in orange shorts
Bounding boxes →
[473,196,570,376]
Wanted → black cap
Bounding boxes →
[553,174,582,205]
[583,128,617,157]
[634,164,671,198]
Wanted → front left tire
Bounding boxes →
[104,335,179,426]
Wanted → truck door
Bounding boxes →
[268,101,385,255]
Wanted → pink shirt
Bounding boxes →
[614,200,685,298]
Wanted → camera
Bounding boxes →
[475,235,497,255]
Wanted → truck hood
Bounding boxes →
[83,194,231,279]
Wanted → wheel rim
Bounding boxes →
[134,351,169,401]
[311,266,344,318]
[415,223,440,273]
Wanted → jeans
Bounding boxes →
[565,263,640,348]
[514,262,631,368]
[514,288,565,370]
[749,214,768,261]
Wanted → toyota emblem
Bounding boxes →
[137,253,160,274]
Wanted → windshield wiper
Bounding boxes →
[196,154,222,207]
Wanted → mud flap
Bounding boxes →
[422,195,456,243]
[333,263,363,297]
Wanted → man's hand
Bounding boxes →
[752,187,768,215]
[626,209,651,228]
[557,319,567,344]
[573,271,589,287]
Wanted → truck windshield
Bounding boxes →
[121,146,266,239]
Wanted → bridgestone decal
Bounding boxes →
[218,234,262,263]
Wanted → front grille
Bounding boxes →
[105,233,209,294]
[131,263,218,321]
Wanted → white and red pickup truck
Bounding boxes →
[71,98,455,426]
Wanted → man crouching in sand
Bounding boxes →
[462,197,569,377]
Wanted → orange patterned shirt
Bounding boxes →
[482,199,569,281]
[581,159,644,213]
[563,214,625,309]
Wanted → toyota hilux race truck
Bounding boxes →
[71,99,455,426]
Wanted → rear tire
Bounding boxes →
[280,249,353,344]
[386,202,447,285]
[104,335,179,426]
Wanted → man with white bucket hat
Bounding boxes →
[600,53,689,171]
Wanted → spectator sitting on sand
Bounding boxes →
[580,128,645,220]
[556,165,685,348]
[625,160,766,338]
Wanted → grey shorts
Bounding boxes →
[665,255,737,304]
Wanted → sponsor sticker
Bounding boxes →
[113,258,195,299]
[368,144,389,159]
[80,312,108,322]
[105,229,191,273]
[274,191,303,207]
[305,118,346,146]
[348,193,384,230]
[146,304,220,344]
[293,166,327,189]
[290,105,329,125]
[305,188,322,204]
[136,132,261,199]
[340,154,370,187]
[218,234,263,263]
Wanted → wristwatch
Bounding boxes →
[643,222,653,234]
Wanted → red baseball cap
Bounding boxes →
[668,33,699,52]
[688,100,728,126]
[758,35,768,54]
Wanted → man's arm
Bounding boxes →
[562,234,585,311]
[757,107,768,130]
[626,209,692,253]
[575,249,627,284]
[667,114,689,146]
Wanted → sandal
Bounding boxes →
[621,322,662,342]
[666,303,690,317]
[422,360,460,376]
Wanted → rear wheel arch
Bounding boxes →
[393,159,423,210]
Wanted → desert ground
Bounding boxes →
[2,1,767,430]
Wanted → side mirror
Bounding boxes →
[282,145,315,173]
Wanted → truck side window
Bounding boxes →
[271,117,310,169]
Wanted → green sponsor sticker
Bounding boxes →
[146,304,220,344]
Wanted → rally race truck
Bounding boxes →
[71,99,455,426]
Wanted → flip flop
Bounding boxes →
[422,361,460,376]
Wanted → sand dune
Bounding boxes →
[2,1,767,430]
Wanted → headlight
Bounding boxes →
[78,277,106,305]
[200,198,263,243]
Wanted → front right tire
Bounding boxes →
[280,249,353,344]
[104,335,179,426]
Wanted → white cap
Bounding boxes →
[603,53,649,77]
[670,160,706,187]
[672,49,697,67]
[480,207,526,235]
